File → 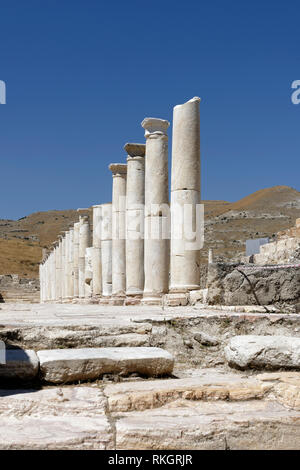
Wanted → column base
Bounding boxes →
[125,294,142,306]
[169,285,200,294]
[109,296,125,306]
[164,293,189,307]
[141,294,163,306]
[99,296,111,305]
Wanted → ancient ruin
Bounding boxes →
[2,96,300,451]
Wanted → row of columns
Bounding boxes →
[40,97,202,305]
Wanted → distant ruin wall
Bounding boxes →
[206,263,300,307]
[0,275,40,303]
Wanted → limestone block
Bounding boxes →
[0,349,39,381]
[37,347,174,383]
[225,335,300,370]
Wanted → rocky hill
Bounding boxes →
[0,185,300,278]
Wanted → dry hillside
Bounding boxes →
[0,185,300,278]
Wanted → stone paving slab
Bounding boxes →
[114,400,300,450]
[38,347,174,383]
[104,368,270,412]
[0,349,39,381]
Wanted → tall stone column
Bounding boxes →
[124,143,145,304]
[67,228,74,300]
[78,216,91,299]
[92,205,102,298]
[141,118,170,305]
[109,164,127,305]
[39,262,44,303]
[100,203,112,301]
[63,231,70,301]
[85,247,93,299]
[55,242,61,302]
[50,249,56,302]
[61,235,66,301]
[73,222,80,299]
[169,97,201,298]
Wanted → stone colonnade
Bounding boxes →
[40,97,202,306]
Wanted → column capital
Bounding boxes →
[109,163,127,176]
[124,143,145,158]
[141,118,169,138]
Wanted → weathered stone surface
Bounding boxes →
[38,347,174,383]
[115,400,300,450]
[225,335,300,370]
[194,332,219,346]
[207,262,300,306]
[0,349,39,381]
[105,370,269,412]
[0,387,113,449]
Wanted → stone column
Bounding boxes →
[63,231,70,301]
[169,97,201,299]
[67,228,74,300]
[50,249,56,302]
[109,163,127,305]
[39,263,43,303]
[100,203,112,301]
[55,242,61,302]
[78,216,91,299]
[61,235,66,301]
[73,222,80,300]
[124,143,145,304]
[85,247,93,299]
[92,205,102,298]
[141,118,170,305]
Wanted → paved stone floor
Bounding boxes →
[1,303,300,449]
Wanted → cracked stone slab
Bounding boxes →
[225,335,300,370]
[115,400,300,450]
[0,386,113,449]
[104,369,270,412]
[0,349,39,381]
[38,347,174,383]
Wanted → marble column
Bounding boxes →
[92,205,102,298]
[39,262,44,303]
[85,247,93,299]
[78,216,91,299]
[61,235,66,301]
[124,143,145,304]
[141,118,170,305]
[109,163,127,304]
[100,203,112,300]
[63,231,70,301]
[73,222,80,299]
[50,249,56,302]
[55,242,61,302]
[67,228,74,300]
[170,97,201,295]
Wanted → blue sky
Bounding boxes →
[0,0,299,219]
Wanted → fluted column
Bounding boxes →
[100,203,112,300]
[124,143,145,304]
[170,97,201,295]
[109,163,127,304]
[78,216,91,299]
[141,118,170,305]
[73,222,80,299]
[50,249,56,302]
[61,235,66,301]
[92,205,102,298]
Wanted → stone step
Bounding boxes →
[0,387,113,450]
[114,399,300,450]
[37,347,174,383]
[104,369,270,412]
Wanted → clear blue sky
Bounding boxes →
[0,0,299,219]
